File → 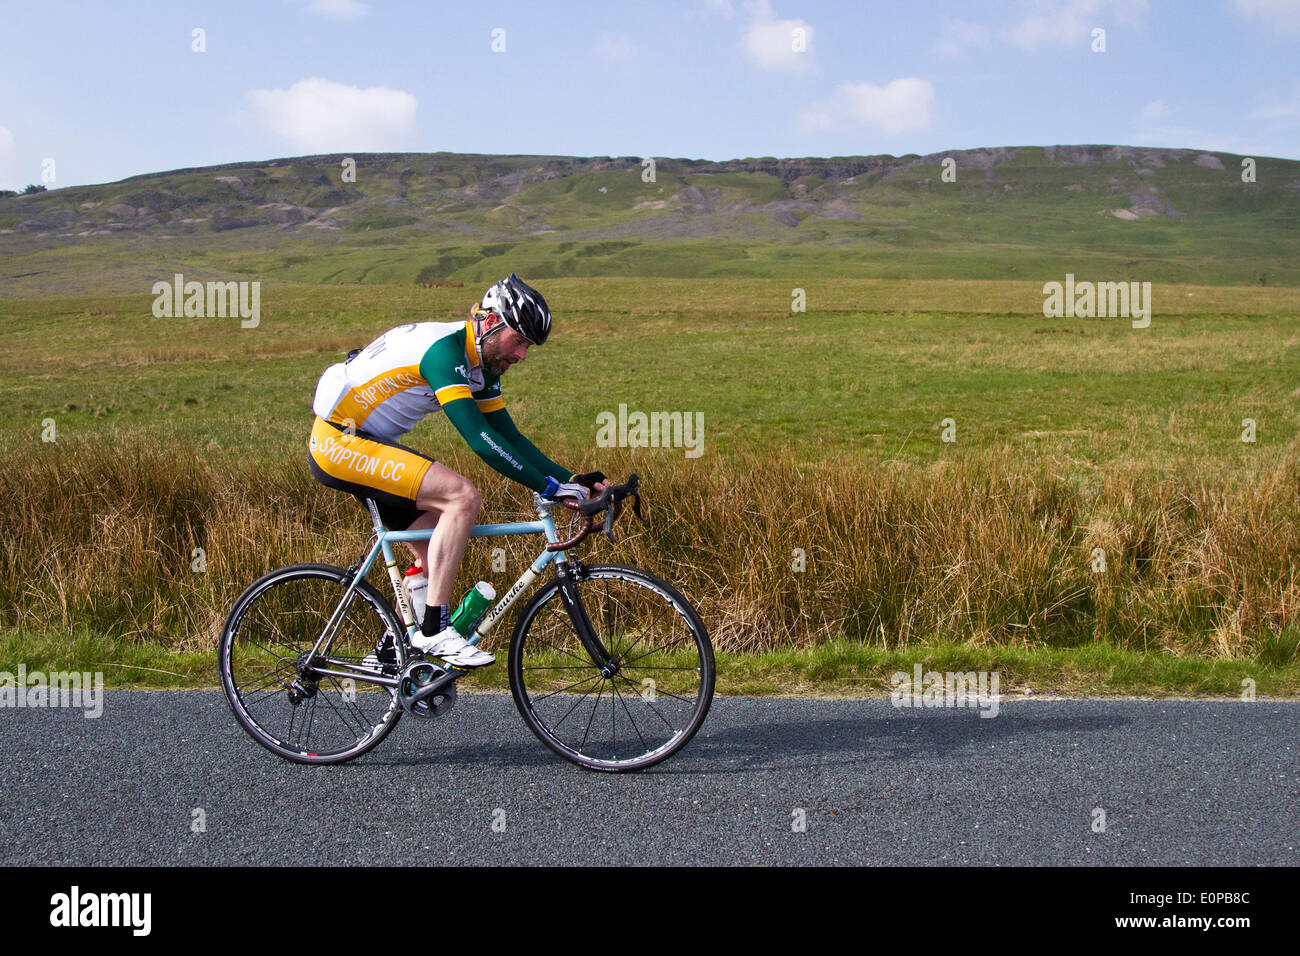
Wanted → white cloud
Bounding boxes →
[1234,0,1300,36]
[1140,99,1170,123]
[742,0,814,72]
[933,17,992,56]
[594,32,636,63]
[0,126,19,191]
[247,77,418,152]
[293,0,371,21]
[798,78,934,135]
[1003,0,1148,51]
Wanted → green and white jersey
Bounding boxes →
[312,320,503,441]
[311,319,571,494]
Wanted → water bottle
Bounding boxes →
[449,582,496,635]
[404,565,428,627]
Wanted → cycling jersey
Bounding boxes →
[311,319,573,495]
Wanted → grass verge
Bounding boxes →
[3,628,1294,699]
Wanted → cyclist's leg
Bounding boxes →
[410,462,481,612]
[401,510,438,571]
[307,415,478,617]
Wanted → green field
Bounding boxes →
[3,277,1299,696]
[2,278,1296,467]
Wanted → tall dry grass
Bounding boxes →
[2,438,1298,659]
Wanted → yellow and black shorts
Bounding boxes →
[308,417,435,530]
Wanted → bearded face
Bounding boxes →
[480,320,530,376]
[480,332,510,376]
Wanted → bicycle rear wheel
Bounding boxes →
[218,563,403,765]
[508,564,714,772]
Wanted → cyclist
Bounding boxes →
[308,273,608,668]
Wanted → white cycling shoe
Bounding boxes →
[412,625,495,668]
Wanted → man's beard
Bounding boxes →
[481,338,509,376]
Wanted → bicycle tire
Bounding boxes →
[508,563,714,772]
[218,563,403,765]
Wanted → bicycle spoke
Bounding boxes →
[298,693,318,750]
[620,632,693,670]
[579,679,607,753]
[319,676,374,736]
[245,606,307,656]
[237,664,295,696]
[547,675,605,725]
[610,673,684,730]
[613,678,699,707]
[316,682,372,739]
[533,669,604,703]
[241,685,293,710]
[240,633,300,662]
[610,680,650,753]
[528,632,595,667]
[611,604,671,664]
[616,657,702,690]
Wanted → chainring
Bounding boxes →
[396,659,457,720]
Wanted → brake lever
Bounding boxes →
[571,475,642,543]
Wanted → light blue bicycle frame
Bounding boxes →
[305,493,573,686]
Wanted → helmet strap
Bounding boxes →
[473,309,506,362]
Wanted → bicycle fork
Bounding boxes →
[553,560,616,674]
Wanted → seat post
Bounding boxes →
[364,498,384,533]
[364,497,417,629]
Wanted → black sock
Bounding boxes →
[421,603,451,637]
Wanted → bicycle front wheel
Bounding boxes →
[508,564,714,772]
[218,563,403,765]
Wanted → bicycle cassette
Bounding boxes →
[396,659,457,720]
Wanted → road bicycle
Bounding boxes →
[218,476,715,771]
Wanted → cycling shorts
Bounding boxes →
[307,417,434,530]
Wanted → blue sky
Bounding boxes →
[1,0,1298,190]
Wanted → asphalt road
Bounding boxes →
[1,691,1295,865]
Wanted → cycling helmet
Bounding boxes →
[478,273,551,346]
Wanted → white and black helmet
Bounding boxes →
[480,273,552,346]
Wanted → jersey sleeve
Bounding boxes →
[419,327,561,494]
[483,406,574,483]
[442,399,554,493]
[470,367,574,482]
